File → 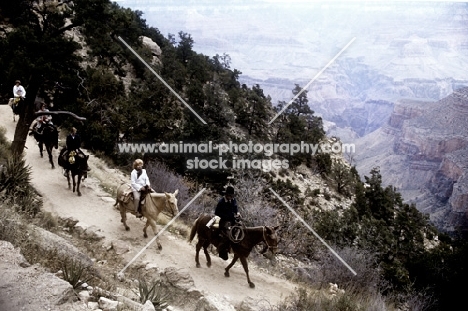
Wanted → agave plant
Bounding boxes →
[0,156,41,216]
[61,258,94,289]
[0,156,31,195]
[137,277,169,310]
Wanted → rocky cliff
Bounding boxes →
[355,87,468,231]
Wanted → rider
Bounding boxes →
[8,80,26,108]
[131,159,151,218]
[30,102,53,134]
[63,127,85,177]
[13,80,26,99]
[215,186,240,260]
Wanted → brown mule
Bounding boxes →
[189,214,279,288]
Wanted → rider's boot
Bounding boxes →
[218,240,229,260]
[135,202,143,218]
[217,227,230,260]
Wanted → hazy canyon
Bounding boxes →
[122,0,468,230]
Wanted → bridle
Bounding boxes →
[262,226,278,253]
[163,196,178,217]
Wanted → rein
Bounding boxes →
[262,226,278,253]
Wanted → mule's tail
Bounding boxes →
[188,216,200,243]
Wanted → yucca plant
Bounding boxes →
[0,156,42,216]
[137,277,169,310]
[61,258,94,289]
[0,156,31,195]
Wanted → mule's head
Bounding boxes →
[263,225,279,255]
[164,189,179,217]
[76,154,90,178]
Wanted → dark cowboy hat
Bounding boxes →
[225,186,235,195]
[15,80,21,84]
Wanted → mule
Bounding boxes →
[189,214,279,288]
[114,183,179,250]
[58,148,89,196]
[8,97,23,122]
[32,124,59,168]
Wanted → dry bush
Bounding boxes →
[0,127,10,161]
[276,211,323,260]
[145,160,187,194]
[309,247,386,292]
[145,160,203,222]
[234,171,278,227]
[263,287,368,311]
[0,204,26,245]
[276,246,433,311]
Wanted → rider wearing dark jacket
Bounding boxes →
[66,127,81,152]
[215,186,240,260]
[63,127,89,177]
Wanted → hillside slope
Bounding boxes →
[0,104,297,310]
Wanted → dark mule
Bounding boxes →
[32,124,58,168]
[189,214,279,288]
[58,148,89,196]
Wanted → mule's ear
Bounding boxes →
[273,225,280,231]
[174,189,179,196]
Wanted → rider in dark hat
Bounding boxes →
[215,185,240,260]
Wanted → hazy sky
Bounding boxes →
[115,0,468,94]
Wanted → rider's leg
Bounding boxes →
[132,190,142,218]
[62,149,70,177]
[218,221,231,260]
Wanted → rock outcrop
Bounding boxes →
[0,240,79,311]
[355,87,468,231]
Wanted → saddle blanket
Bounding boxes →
[119,190,133,204]
[119,189,147,206]
[206,215,221,228]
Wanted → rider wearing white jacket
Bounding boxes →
[131,159,151,218]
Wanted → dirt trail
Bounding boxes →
[0,105,297,310]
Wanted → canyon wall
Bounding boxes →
[356,88,468,231]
